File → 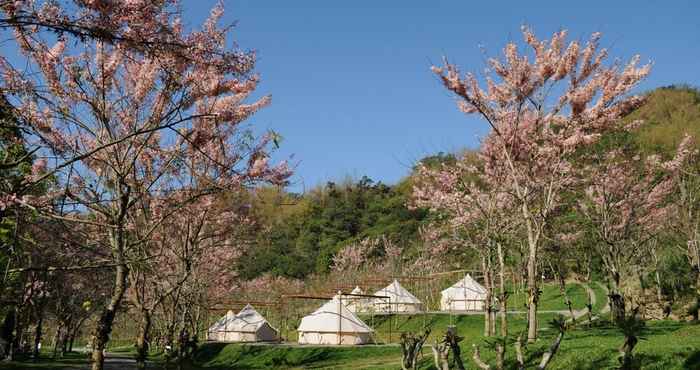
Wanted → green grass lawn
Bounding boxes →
[590,281,609,313]
[4,317,699,369]
[506,281,589,312]
[187,318,700,369]
[0,351,90,369]
[5,282,699,369]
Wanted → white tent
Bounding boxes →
[297,295,374,345]
[207,310,235,341]
[207,305,278,342]
[371,280,423,313]
[344,286,368,313]
[440,274,488,311]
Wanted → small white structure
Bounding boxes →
[440,274,488,311]
[344,286,367,313]
[371,279,423,313]
[297,295,374,345]
[207,305,278,342]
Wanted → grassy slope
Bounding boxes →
[625,85,700,156]
[188,280,698,369]
[190,318,700,369]
[506,282,589,312]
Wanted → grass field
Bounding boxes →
[189,318,700,369]
[4,281,699,369]
[505,281,590,312]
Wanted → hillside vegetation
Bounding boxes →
[239,86,700,280]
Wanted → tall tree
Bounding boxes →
[432,27,650,341]
[1,2,290,369]
[579,137,694,321]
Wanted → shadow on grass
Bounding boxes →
[684,350,700,369]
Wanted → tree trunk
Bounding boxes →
[9,309,21,360]
[514,334,525,370]
[51,324,62,359]
[527,240,539,343]
[654,270,663,302]
[90,261,128,370]
[538,330,564,369]
[651,247,663,302]
[60,327,68,357]
[447,329,465,370]
[399,330,430,370]
[489,267,496,336]
[68,315,88,354]
[32,310,43,361]
[618,333,638,370]
[482,256,493,337]
[472,345,491,370]
[495,341,505,370]
[497,243,508,338]
[695,272,700,321]
[135,310,152,370]
[68,335,75,353]
[0,307,15,360]
[555,270,575,322]
[431,340,450,370]
[609,271,626,323]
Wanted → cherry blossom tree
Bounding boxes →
[127,190,255,368]
[1,2,291,369]
[432,27,651,341]
[579,136,694,322]
[413,152,518,368]
[673,168,700,320]
[1,1,202,69]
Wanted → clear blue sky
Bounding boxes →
[42,2,700,192]
[192,1,698,192]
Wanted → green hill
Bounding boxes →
[626,85,700,155]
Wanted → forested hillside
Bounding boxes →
[239,86,700,280]
[237,176,429,279]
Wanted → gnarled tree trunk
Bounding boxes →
[609,270,626,323]
[399,329,430,370]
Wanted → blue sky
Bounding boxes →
[193,0,699,192]
[33,1,700,192]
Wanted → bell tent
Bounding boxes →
[344,286,368,313]
[207,304,278,342]
[371,279,423,313]
[440,274,488,311]
[297,295,374,345]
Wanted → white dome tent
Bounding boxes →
[371,280,423,313]
[344,286,368,313]
[440,274,488,311]
[297,294,374,345]
[206,305,279,342]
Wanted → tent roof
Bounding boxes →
[441,274,487,297]
[208,310,234,332]
[373,280,422,305]
[208,305,273,333]
[297,295,373,333]
[350,286,363,295]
